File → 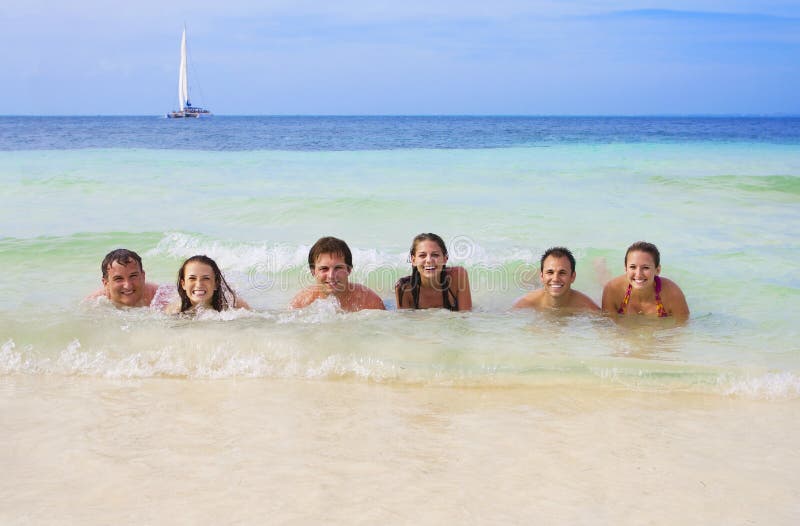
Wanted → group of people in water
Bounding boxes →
[87,234,690,321]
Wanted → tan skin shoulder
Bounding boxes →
[142,282,159,305]
[448,266,472,311]
[514,289,599,313]
[657,277,690,321]
[290,284,385,312]
[512,290,545,309]
[601,275,629,313]
[346,283,386,311]
[164,300,182,314]
[568,290,601,312]
[85,288,106,302]
[289,286,322,310]
[233,297,251,310]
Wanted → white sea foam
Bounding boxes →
[148,232,550,271]
[4,328,800,398]
[148,232,311,272]
[591,365,800,400]
[721,372,800,400]
[0,339,24,373]
[279,297,343,324]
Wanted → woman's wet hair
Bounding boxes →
[308,236,353,270]
[625,241,661,267]
[540,246,576,273]
[101,248,143,279]
[398,233,457,311]
[176,255,236,312]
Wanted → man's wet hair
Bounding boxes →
[540,246,576,273]
[308,237,353,270]
[101,249,144,279]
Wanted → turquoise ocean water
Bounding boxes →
[1,116,799,397]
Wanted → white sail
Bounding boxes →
[167,26,209,117]
[178,28,189,110]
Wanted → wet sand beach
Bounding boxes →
[2,374,798,525]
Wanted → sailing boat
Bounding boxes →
[167,27,210,118]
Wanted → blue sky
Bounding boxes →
[2,1,799,115]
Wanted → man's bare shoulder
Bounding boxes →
[144,282,160,302]
[513,290,544,309]
[289,287,322,309]
[568,290,601,312]
[350,284,385,310]
[84,288,106,302]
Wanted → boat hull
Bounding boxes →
[166,109,211,119]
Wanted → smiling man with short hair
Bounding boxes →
[513,246,599,313]
[86,248,167,308]
[290,237,385,312]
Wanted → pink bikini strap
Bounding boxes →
[654,276,668,318]
[618,276,668,317]
[617,285,632,314]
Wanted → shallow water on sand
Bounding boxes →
[2,141,799,395]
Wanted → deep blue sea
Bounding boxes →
[2,115,799,151]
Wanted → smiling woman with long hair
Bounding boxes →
[166,255,250,314]
[601,241,688,322]
[395,233,472,311]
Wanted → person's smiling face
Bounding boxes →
[540,254,575,297]
[411,239,448,284]
[625,250,660,290]
[312,252,351,294]
[103,260,146,307]
[181,261,217,307]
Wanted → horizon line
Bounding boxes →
[2,113,799,118]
